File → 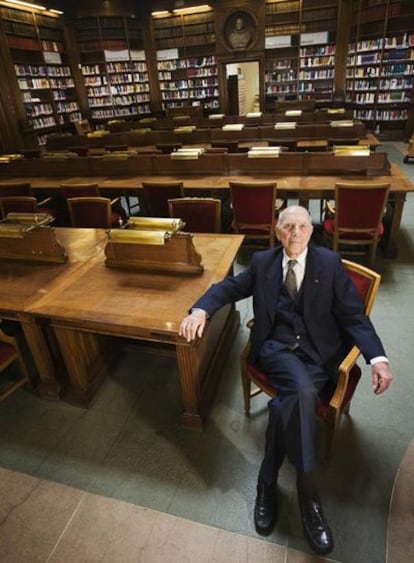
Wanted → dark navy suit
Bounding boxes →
[193,244,385,479]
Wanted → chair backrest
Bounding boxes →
[342,259,381,315]
[67,197,113,228]
[74,118,92,136]
[229,181,278,247]
[0,182,33,197]
[0,196,38,218]
[141,181,184,217]
[60,183,100,198]
[168,197,222,233]
[334,181,390,239]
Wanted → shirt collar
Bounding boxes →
[282,247,308,269]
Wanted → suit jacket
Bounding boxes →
[193,244,386,367]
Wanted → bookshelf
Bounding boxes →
[153,8,219,111]
[264,1,301,110]
[346,0,414,137]
[264,0,337,110]
[298,0,337,104]
[72,15,150,123]
[0,6,81,146]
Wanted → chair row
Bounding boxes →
[0,180,391,266]
[0,182,126,229]
[141,179,390,267]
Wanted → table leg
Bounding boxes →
[52,324,111,406]
[19,315,61,399]
[382,192,405,259]
[176,304,240,429]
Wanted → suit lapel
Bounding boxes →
[302,247,324,319]
[263,250,283,325]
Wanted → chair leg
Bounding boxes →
[368,243,377,267]
[240,366,251,415]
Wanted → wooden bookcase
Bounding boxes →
[264,0,337,110]
[298,0,337,104]
[264,0,301,110]
[346,0,414,138]
[152,7,219,112]
[0,5,81,146]
[72,15,150,124]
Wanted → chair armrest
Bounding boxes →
[329,345,361,410]
[325,201,335,215]
[37,196,53,207]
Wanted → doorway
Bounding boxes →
[225,61,259,116]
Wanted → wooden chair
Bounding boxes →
[240,259,381,459]
[0,327,31,401]
[60,183,126,226]
[141,181,184,217]
[0,182,56,218]
[0,196,39,219]
[67,197,120,228]
[168,197,222,233]
[229,181,278,248]
[323,181,390,267]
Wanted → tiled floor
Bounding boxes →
[0,142,413,563]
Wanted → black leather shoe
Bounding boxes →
[298,490,334,555]
[254,479,277,535]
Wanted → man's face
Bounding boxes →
[275,208,313,257]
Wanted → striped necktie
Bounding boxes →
[285,259,298,299]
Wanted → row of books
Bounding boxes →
[161,89,218,100]
[160,78,218,90]
[354,109,408,121]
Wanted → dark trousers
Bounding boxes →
[258,340,330,485]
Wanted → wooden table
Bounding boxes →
[9,229,243,428]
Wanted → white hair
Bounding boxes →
[278,205,312,226]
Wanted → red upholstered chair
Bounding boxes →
[0,182,56,219]
[323,181,390,267]
[67,197,119,228]
[240,259,381,459]
[60,183,126,226]
[168,197,222,233]
[229,181,278,248]
[0,327,31,401]
[0,196,40,218]
[141,181,184,217]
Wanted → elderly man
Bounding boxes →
[179,206,393,555]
